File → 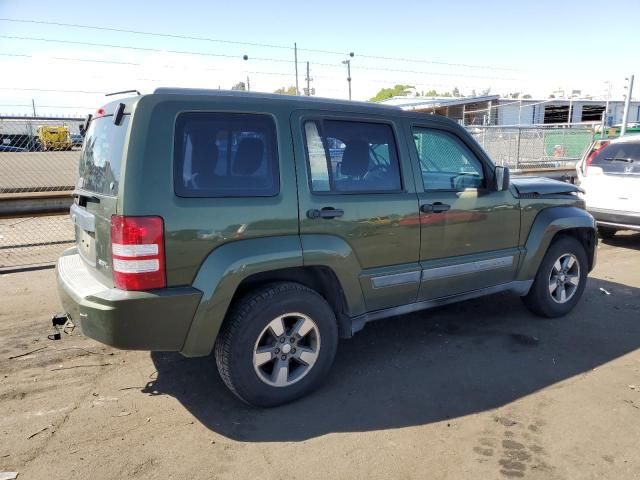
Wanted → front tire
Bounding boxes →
[522,235,588,318]
[214,282,338,407]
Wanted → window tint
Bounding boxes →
[304,119,402,193]
[412,128,485,191]
[174,113,279,197]
[591,141,640,175]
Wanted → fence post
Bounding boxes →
[515,127,521,169]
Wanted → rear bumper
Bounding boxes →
[56,248,202,351]
[589,208,640,232]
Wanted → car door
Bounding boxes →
[291,110,421,312]
[407,122,521,301]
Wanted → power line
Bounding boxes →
[0,104,93,109]
[1,52,307,78]
[0,35,519,81]
[0,87,104,94]
[0,17,520,72]
[0,52,139,66]
[0,35,293,63]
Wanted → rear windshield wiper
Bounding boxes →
[604,157,634,163]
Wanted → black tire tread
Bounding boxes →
[522,235,588,318]
[214,281,326,405]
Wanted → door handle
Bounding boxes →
[307,208,344,219]
[420,202,450,214]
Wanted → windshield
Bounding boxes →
[591,141,640,175]
[77,115,129,195]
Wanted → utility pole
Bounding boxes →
[242,54,249,92]
[600,80,611,138]
[305,62,313,96]
[342,52,354,101]
[517,97,523,125]
[294,43,299,96]
[621,74,635,136]
[31,98,37,117]
[567,96,573,126]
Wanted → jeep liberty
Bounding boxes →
[57,89,597,406]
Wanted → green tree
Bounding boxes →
[274,86,298,95]
[231,81,246,91]
[424,89,459,97]
[370,84,414,102]
[522,94,532,99]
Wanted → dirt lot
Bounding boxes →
[1,234,639,480]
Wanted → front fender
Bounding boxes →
[517,206,596,281]
[180,236,303,357]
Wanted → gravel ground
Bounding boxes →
[1,233,639,480]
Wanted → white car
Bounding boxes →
[576,135,640,237]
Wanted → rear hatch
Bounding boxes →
[581,139,640,212]
[72,101,133,286]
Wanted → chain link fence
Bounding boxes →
[468,125,594,170]
[0,116,80,270]
[0,214,74,269]
[0,116,82,193]
[0,115,597,271]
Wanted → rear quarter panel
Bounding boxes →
[121,95,300,287]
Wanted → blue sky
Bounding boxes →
[1,0,639,115]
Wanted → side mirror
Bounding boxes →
[494,166,510,191]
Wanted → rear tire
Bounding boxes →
[214,282,338,407]
[598,226,617,239]
[522,235,588,318]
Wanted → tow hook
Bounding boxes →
[48,313,75,341]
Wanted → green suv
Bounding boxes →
[57,89,597,406]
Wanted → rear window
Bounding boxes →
[174,112,279,197]
[78,115,129,195]
[592,141,640,175]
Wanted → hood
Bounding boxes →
[511,177,583,198]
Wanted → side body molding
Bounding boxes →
[517,206,597,281]
[181,236,303,357]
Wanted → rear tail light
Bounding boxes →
[110,215,166,290]
[585,141,610,166]
[583,141,610,176]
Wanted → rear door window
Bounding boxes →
[303,119,402,193]
[591,141,640,175]
[174,112,279,197]
[78,115,129,195]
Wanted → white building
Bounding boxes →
[380,95,640,126]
